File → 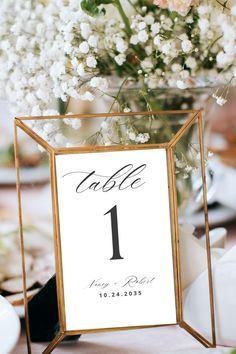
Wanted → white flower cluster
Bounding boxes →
[129,6,236,93]
[0,0,236,117]
[174,150,200,179]
[173,142,213,178]
[26,114,82,149]
[128,131,150,144]
[175,155,194,179]
[0,0,108,116]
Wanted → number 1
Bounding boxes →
[104,205,124,260]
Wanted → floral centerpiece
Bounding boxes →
[0,0,235,116]
[0,0,235,180]
[0,0,236,114]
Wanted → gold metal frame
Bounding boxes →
[14,110,216,353]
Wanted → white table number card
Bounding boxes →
[55,148,177,331]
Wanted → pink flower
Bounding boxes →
[153,0,169,8]
[153,0,199,16]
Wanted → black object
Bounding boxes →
[28,274,81,343]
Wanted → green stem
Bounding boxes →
[215,0,230,10]
[208,35,223,51]
[114,0,132,36]
[127,0,142,14]
[58,98,67,115]
[108,77,129,112]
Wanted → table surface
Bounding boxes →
[13,325,232,354]
[14,220,236,354]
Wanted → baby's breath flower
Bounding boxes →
[114,54,126,66]
[138,22,146,30]
[176,80,187,89]
[144,15,154,25]
[43,122,55,134]
[216,96,227,106]
[77,63,85,76]
[79,41,89,54]
[101,120,109,130]
[86,56,97,68]
[232,5,236,16]
[90,77,108,91]
[212,85,230,106]
[80,23,91,40]
[185,57,197,69]
[181,39,192,53]
[141,57,154,71]
[54,133,66,145]
[128,131,136,141]
[78,91,94,101]
[130,35,139,45]
[185,166,193,173]
[63,118,82,130]
[151,22,161,35]
[171,64,182,73]
[198,18,209,33]
[88,35,98,48]
[115,38,128,53]
[137,30,149,43]
[153,35,161,47]
[135,133,150,143]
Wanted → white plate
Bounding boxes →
[0,295,21,354]
[0,166,50,185]
[14,305,25,319]
[187,204,236,228]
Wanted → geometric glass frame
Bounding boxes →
[14,110,216,354]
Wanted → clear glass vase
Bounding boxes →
[73,85,215,141]
[107,86,213,112]
[68,86,215,212]
[102,86,214,207]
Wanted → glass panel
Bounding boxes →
[15,126,57,353]
[67,87,212,114]
[22,111,195,148]
[173,119,214,344]
[15,111,214,350]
